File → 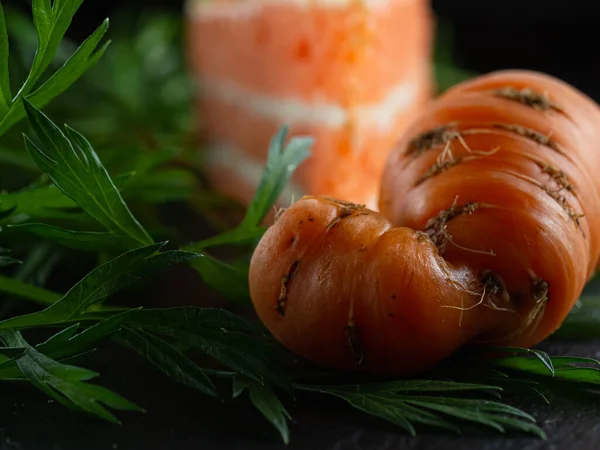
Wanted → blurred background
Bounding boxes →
[4,0,597,253]
[9,0,599,99]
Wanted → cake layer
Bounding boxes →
[198,75,431,205]
[187,0,432,105]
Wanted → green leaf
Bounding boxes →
[0,146,39,171]
[490,356,600,385]
[119,168,196,204]
[301,381,544,438]
[0,185,77,220]
[0,329,142,423]
[115,327,216,397]
[300,380,502,395]
[38,324,80,350]
[0,0,110,137]
[13,241,63,288]
[185,226,266,252]
[27,0,84,91]
[0,205,16,221]
[10,223,130,252]
[0,19,110,136]
[241,127,312,228]
[0,346,25,361]
[0,3,11,114]
[39,309,141,360]
[0,243,199,328]
[127,307,261,334]
[190,254,251,305]
[127,307,289,390]
[0,274,61,306]
[24,20,110,115]
[185,127,311,255]
[22,101,152,247]
[233,375,291,444]
[0,256,20,269]
[402,396,544,438]
[337,394,443,435]
[477,347,555,376]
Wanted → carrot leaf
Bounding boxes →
[233,375,291,444]
[0,242,199,329]
[0,273,62,306]
[487,354,600,385]
[0,3,11,115]
[299,381,545,438]
[0,329,142,424]
[0,248,20,268]
[8,223,131,252]
[123,307,290,391]
[0,0,109,138]
[22,101,153,248]
[241,126,312,229]
[114,327,217,397]
[189,254,252,305]
[184,126,312,253]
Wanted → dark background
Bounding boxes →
[68,0,600,101]
[4,1,600,449]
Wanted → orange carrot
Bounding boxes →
[248,70,600,376]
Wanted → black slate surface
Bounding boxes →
[1,339,600,450]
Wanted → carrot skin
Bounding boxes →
[249,70,600,375]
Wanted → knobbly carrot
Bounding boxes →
[248,70,600,376]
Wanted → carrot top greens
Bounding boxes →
[0,0,598,444]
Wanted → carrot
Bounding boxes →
[248,70,600,376]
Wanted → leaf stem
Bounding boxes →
[0,274,61,306]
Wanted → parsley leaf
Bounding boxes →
[233,375,291,444]
[185,126,312,252]
[0,247,20,268]
[0,274,61,306]
[0,242,198,328]
[115,327,216,397]
[22,101,152,248]
[126,307,290,390]
[39,309,140,359]
[242,126,312,229]
[190,254,252,305]
[0,0,110,137]
[299,380,544,438]
[9,223,131,252]
[0,3,10,114]
[0,329,142,423]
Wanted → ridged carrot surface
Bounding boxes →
[249,70,600,376]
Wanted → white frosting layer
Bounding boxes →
[200,72,424,132]
[186,0,406,19]
[205,143,380,210]
[205,143,306,205]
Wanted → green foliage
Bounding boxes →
[2,0,600,445]
[0,0,109,137]
[234,375,292,444]
[23,101,153,248]
[0,329,142,423]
